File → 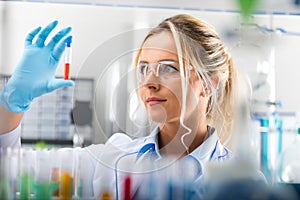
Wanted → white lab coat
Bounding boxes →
[0,125,231,199]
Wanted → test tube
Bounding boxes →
[17,148,35,200]
[260,118,271,182]
[123,175,131,200]
[34,149,58,200]
[60,171,72,200]
[64,37,72,80]
[58,149,74,200]
[100,190,112,200]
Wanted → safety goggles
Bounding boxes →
[136,60,181,83]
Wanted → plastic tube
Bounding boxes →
[64,37,72,80]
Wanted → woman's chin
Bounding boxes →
[148,113,166,124]
[148,112,180,125]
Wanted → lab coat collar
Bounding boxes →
[141,126,162,159]
[140,125,221,162]
[189,126,219,163]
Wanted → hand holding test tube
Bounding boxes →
[0,21,74,113]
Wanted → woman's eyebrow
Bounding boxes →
[138,60,148,64]
[158,59,179,63]
[138,59,179,64]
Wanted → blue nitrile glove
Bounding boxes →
[0,21,75,113]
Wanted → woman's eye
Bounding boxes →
[161,64,179,73]
[139,64,148,74]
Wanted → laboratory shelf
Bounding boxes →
[21,138,92,147]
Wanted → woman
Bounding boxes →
[0,14,238,199]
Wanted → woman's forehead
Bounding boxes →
[140,32,178,62]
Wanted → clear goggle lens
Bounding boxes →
[136,60,181,83]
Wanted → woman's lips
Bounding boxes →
[146,97,167,106]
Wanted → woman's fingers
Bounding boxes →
[24,26,42,47]
[47,26,72,50]
[52,35,72,62]
[35,20,58,47]
[23,21,73,64]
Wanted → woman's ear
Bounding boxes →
[212,75,220,90]
[188,69,205,98]
[200,76,220,98]
[201,86,209,98]
[189,69,219,98]
[199,80,209,98]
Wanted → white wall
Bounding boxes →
[1,1,300,142]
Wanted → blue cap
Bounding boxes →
[66,37,72,47]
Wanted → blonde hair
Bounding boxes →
[134,14,238,147]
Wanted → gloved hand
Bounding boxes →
[0,20,75,113]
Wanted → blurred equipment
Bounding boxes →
[71,100,93,147]
[0,75,94,147]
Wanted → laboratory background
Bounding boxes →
[1,0,300,199]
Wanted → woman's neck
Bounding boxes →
[158,120,207,157]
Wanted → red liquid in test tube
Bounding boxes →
[64,37,72,80]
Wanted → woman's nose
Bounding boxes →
[143,73,160,91]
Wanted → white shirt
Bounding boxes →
[0,125,231,199]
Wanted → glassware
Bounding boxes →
[277,129,300,183]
